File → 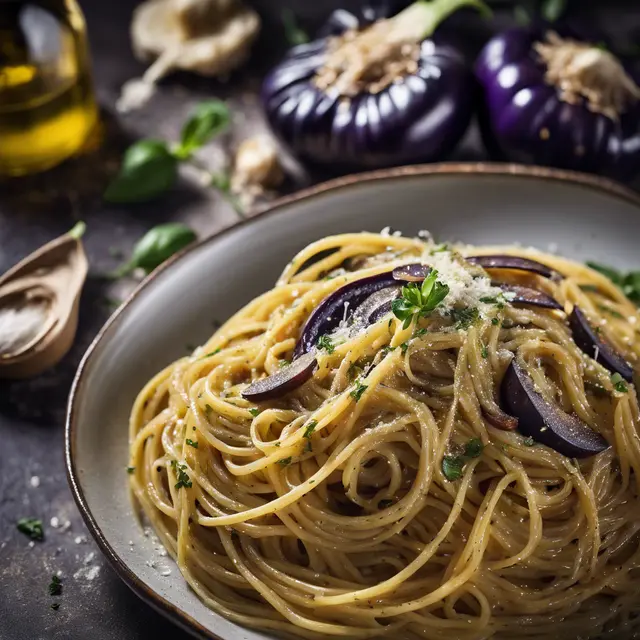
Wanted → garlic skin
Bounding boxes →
[231,135,285,208]
[118,0,260,112]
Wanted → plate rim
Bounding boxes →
[65,161,640,640]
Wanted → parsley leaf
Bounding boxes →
[201,348,221,358]
[392,269,449,329]
[442,456,465,481]
[350,380,368,403]
[126,466,135,474]
[170,460,192,489]
[278,457,292,467]
[303,420,317,438]
[451,306,479,330]
[249,408,260,417]
[186,439,198,448]
[48,575,62,596]
[464,438,484,458]
[317,334,335,354]
[17,517,43,541]
[611,372,628,393]
[400,342,409,355]
[481,345,489,359]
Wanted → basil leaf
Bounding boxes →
[623,272,640,303]
[115,223,197,277]
[104,140,178,203]
[464,438,484,458]
[586,261,624,286]
[541,0,568,22]
[176,101,230,159]
[442,456,464,481]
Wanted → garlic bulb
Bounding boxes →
[118,0,260,112]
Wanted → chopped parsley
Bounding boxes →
[392,269,450,329]
[126,466,135,474]
[303,420,317,439]
[170,460,192,489]
[587,262,640,305]
[317,334,336,354]
[450,306,479,330]
[249,408,260,417]
[17,517,43,541]
[442,438,485,481]
[278,457,292,467]
[523,436,535,447]
[491,317,500,326]
[464,438,484,458]
[48,575,62,596]
[413,327,428,337]
[201,348,221,358]
[611,372,628,394]
[279,359,291,368]
[442,456,465,481]
[186,439,198,448]
[350,380,368,403]
[381,346,396,357]
[481,345,489,359]
[400,342,409,355]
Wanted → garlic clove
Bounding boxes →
[0,224,88,379]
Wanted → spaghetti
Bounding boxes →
[128,232,640,639]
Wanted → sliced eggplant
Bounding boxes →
[352,286,401,328]
[393,264,430,283]
[483,407,518,431]
[496,283,564,310]
[294,272,397,357]
[569,306,634,383]
[242,352,317,401]
[467,255,557,279]
[501,359,609,458]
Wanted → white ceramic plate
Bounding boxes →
[66,164,640,640]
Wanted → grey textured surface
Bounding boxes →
[0,1,638,639]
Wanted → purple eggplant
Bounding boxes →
[295,272,398,357]
[569,306,634,382]
[475,27,640,182]
[393,263,431,282]
[242,352,317,402]
[501,359,609,458]
[467,255,556,279]
[352,286,402,326]
[261,0,489,171]
[496,283,563,310]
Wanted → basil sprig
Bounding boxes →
[105,100,230,204]
[586,261,640,305]
[113,223,197,277]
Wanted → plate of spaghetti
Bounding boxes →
[67,164,640,640]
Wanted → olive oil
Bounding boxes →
[0,0,98,176]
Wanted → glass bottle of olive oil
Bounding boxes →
[0,0,98,176]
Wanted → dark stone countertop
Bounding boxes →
[0,1,638,639]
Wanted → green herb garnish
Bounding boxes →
[523,436,535,447]
[112,223,197,278]
[481,345,489,359]
[278,457,293,467]
[611,372,628,394]
[249,408,260,417]
[451,306,480,330]
[350,380,368,403]
[105,101,230,203]
[279,359,291,368]
[17,518,43,541]
[126,466,135,474]
[442,456,465,481]
[491,317,500,326]
[186,439,198,448]
[400,342,409,355]
[442,438,485,481]
[587,261,640,305]
[170,460,192,489]
[392,269,449,329]
[317,334,336,354]
[464,438,484,458]
[48,575,62,596]
[281,8,309,46]
[303,420,317,439]
[413,327,428,337]
[202,348,222,359]
[378,499,394,508]
[598,305,624,320]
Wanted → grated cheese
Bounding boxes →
[420,248,502,318]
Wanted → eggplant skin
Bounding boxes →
[475,27,640,182]
[261,10,476,170]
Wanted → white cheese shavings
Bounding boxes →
[421,248,502,317]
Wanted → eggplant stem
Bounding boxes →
[535,32,640,121]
